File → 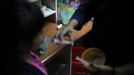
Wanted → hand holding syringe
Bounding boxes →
[76,56,90,66]
[75,56,97,72]
[52,24,74,45]
[76,56,113,73]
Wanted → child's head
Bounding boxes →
[1,0,47,59]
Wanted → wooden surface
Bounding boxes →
[40,21,93,63]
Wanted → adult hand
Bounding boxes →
[76,57,113,75]
[60,26,74,43]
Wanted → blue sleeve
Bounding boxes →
[71,0,102,27]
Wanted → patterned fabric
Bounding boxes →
[30,51,48,75]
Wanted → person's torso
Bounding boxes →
[13,60,46,75]
[89,0,134,66]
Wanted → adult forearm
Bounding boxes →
[67,19,78,29]
[115,63,134,75]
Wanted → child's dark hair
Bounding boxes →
[15,0,45,53]
[0,0,45,73]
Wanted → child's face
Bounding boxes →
[32,31,45,50]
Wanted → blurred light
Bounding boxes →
[57,24,62,29]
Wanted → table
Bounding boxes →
[40,20,93,63]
